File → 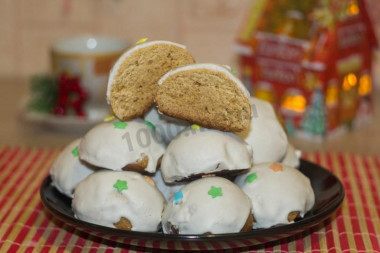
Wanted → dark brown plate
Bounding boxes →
[40,159,344,250]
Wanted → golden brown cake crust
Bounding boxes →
[113,217,133,230]
[123,155,149,172]
[240,212,254,232]
[110,44,195,121]
[287,211,300,222]
[156,69,251,132]
[168,222,179,234]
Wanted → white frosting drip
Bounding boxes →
[106,40,187,103]
[157,63,250,98]
[161,127,253,183]
[281,144,301,168]
[144,106,190,145]
[162,177,251,234]
[72,171,165,232]
[50,139,97,198]
[152,170,185,201]
[235,163,315,229]
[237,97,288,164]
[79,119,166,173]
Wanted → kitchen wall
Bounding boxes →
[0,0,251,78]
[1,0,380,80]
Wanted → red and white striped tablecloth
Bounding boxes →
[0,147,379,252]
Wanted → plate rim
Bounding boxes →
[40,159,345,242]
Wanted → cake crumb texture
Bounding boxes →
[156,69,251,132]
[110,44,195,120]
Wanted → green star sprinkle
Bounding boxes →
[208,186,222,198]
[230,68,237,75]
[144,120,156,131]
[114,121,128,130]
[245,173,258,183]
[71,146,79,157]
[113,179,128,193]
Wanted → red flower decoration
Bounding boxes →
[54,73,87,117]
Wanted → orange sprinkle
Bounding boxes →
[144,176,155,186]
[270,163,283,172]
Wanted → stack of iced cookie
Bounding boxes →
[49,39,314,235]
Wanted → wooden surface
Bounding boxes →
[0,77,379,156]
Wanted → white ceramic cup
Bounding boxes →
[51,35,128,118]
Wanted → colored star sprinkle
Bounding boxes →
[270,163,283,172]
[114,121,128,130]
[104,115,115,122]
[191,124,201,130]
[144,120,156,131]
[113,179,128,193]
[136,37,148,44]
[173,190,183,205]
[208,186,223,198]
[245,173,258,183]
[144,176,155,186]
[71,146,79,157]
[224,65,237,75]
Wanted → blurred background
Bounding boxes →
[1,0,380,155]
[0,0,254,78]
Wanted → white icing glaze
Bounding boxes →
[50,139,97,198]
[144,106,190,144]
[237,97,288,164]
[157,63,250,98]
[281,143,301,168]
[151,170,185,201]
[235,163,315,228]
[106,40,187,103]
[79,119,166,173]
[72,170,165,232]
[162,177,251,234]
[249,96,277,118]
[161,126,253,183]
